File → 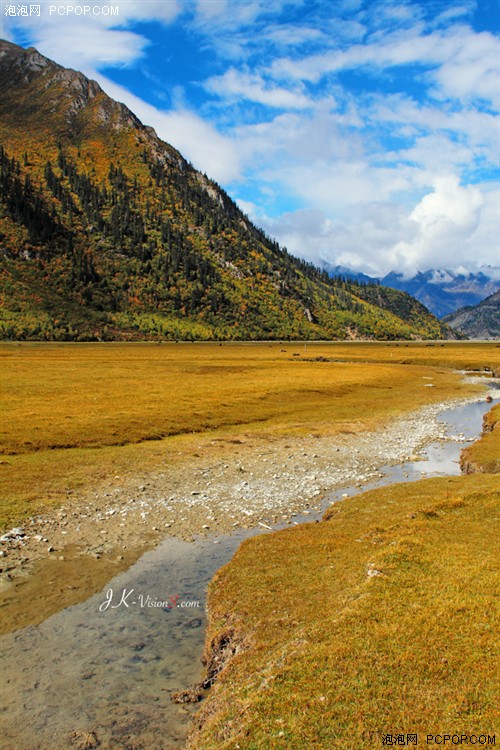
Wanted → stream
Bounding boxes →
[0,391,497,750]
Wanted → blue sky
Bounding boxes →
[2,0,499,277]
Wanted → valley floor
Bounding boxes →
[1,341,498,634]
[0,391,491,633]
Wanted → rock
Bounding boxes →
[1,527,26,542]
[171,687,203,703]
[184,617,202,629]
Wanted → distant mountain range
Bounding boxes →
[0,40,454,342]
[325,265,499,319]
[443,291,500,340]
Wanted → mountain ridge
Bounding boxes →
[0,40,454,341]
[442,291,500,339]
[324,264,499,319]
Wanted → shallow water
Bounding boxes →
[0,393,497,750]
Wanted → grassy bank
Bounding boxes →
[460,403,500,474]
[189,431,499,748]
[1,341,497,529]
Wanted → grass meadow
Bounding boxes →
[192,471,499,749]
[1,340,498,746]
[189,401,499,749]
[1,341,498,529]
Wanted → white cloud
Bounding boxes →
[432,30,500,107]
[195,0,228,20]
[2,0,179,70]
[385,133,475,173]
[257,177,498,279]
[118,0,180,23]
[4,0,498,279]
[191,0,298,34]
[26,24,148,70]
[369,94,499,163]
[269,22,499,108]
[391,175,484,274]
[259,24,326,47]
[205,68,312,109]
[430,2,478,28]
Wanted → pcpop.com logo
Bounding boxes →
[48,5,119,15]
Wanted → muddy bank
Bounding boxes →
[0,391,495,633]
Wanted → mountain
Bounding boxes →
[324,265,499,320]
[442,291,500,339]
[380,269,499,319]
[0,40,453,342]
[322,264,378,286]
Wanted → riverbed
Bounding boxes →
[0,388,497,750]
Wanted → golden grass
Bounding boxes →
[189,473,500,749]
[460,403,500,474]
[1,341,498,529]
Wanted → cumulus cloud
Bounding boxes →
[391,176,485,274]
[257,177,497,278]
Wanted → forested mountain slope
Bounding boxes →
[0,40,454,341]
